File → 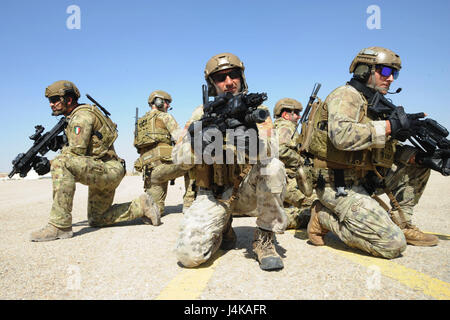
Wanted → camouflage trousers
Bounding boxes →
[182,177,196,212]
[144,163,187,214]
[175,158,288,267]
[237,175,317,229]
[284,176,317,229]
[315,163,430,259]
[49,154,146,228]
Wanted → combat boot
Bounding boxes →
[140,194,162,226]
[220,216,236,250]
[390,210,438,246]
[307,200,329,246]
[30,224,73,242]
[252,228,283,271]
[402,224,439,246]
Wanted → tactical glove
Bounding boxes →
[49,135,67,152]
[416,149,450,176]
[33,156,51,175]
[388,106,425,141]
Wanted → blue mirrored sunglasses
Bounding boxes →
[376,65,400,79]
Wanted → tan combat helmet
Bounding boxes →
[204,52,248,96]
[349,47,401,91]
[45,80,80,99]
[148,90,172,109]
[273,98,303,118]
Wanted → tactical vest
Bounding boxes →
[134,110,173,169]
[135,110,172,150]
[69,104,118,159]
[307,88,395,169]
[188,104,268,193]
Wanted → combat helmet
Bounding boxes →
[349,47,401,92]
[45,80,80,99]
[204,52,248,96]
[273,98,303,118]
[148,90,172,109]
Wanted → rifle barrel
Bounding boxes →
[86,94,111,116]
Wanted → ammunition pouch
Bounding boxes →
[135,143,173,172]
[192,163,248,192]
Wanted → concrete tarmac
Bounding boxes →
[0,172,448,300]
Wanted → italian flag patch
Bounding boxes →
[74,126,82,135]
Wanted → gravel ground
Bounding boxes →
[0,171,448,300]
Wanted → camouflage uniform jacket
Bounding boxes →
[274,117,302,177]
[62,104,119,159]
[172,104,275,189]
[326,84,416,164]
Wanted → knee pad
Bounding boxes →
[175,190,227,267]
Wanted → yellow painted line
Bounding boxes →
[156,250,224,300]
[290,230,450,300]
[425,232,450,241]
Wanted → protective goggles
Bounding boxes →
[48,96,62,104]
[210,68,241,83]
[376,65,400,79]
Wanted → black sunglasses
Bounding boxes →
[49,96,61,104]
[210,68,241,83]
[283,108,300,116]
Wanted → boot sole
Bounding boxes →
[259,257,284,271]
[30,232,73,242]
[406,239,439,246]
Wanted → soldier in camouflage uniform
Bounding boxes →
[30,80,161,242]
[273,98,317,229]
[173,53,288,271]
[134,90,192,215]
[306,47,439,259]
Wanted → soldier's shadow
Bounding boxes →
[175,226,287,269]
[234,226,287,261]
[163,204,183,216]
[72,218,159,237]
[312,232,406,259]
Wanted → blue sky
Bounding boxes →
[1,0,449,172]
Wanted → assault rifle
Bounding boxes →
[198,84,268,133]
[9,117,67,178]
[368,90,450,175]
[187,85,269,157]
[292,82,321,139]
